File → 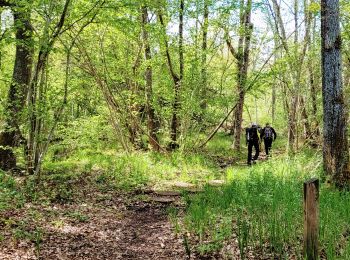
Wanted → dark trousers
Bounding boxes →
[247,140,259,164]
[264,138,273,155]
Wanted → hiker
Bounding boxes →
[261,123,277,156]
[246,123,260,165]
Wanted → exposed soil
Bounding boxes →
[0,149,287,260]
[0,188,187,260]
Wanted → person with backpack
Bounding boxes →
[246,123,260,165]
[261,123,277,156]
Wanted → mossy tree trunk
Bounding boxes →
[0,5,33,171]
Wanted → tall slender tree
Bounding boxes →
[27,0,72,174]
[141,5,160,151]
[200,0,209,112]
[269,0,311,152]
[157,0,184,150]
[321,0,349,187]
[226,0,253,151]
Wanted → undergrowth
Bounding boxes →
[178,150,350,259]
[0,170,24,212]
[2,124,349,260]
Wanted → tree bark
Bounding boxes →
[157,4,182,150]
[0,7,33,171]
[308,13,320,139]
[300,96,311,140]
[233,0,253,151]
[27,0,71,174]
[129,45,143,149]
[321,0,349,187]
[168,0,184,149]
[200,0,209,112]
[141,6,160,151]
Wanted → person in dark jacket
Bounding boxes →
[261,123,277,156]
[246,123,260,165]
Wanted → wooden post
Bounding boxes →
[303,178,319,260]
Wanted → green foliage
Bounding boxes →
[0,0,349,257]
[178,151,350,258]
[65,211,89,223]
[13,223,43,248]
[0,171,24,212]
[23,173,78,203]
[308,2,321,14]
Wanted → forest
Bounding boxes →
[0,0,350,259]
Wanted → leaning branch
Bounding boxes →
[197,20,302,148]
[224,29,239,59]
[157,10,180,84]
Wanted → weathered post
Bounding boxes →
[303,178,319,259]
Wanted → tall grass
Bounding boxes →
[42,147,223,191]
[181,151,350,259]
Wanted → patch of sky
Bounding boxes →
[1,9,13,32]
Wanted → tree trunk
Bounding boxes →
[142,6,160,151]
[308,15,321,139]
[27,0,71,174]
[157,4,182,150]
[270,0,311,153]
[287,95,298,151]
[0,8,33,171]
[272,84,276,123]
[168,0,184,150]
[233,0,253,151]
[308,58,321,139]
[300,96,311,140]
[200,0,208,112]
[129,42,144,149]
[321,0,349,187]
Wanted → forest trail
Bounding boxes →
[0,187,187,260]
[0,148,283,260]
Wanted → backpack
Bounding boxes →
[264,127,273,139]
[247,127,258,142]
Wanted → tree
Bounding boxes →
[321,0,349,187]
[200,0,209,113]
[0,1,33,171]
[268,0,312,152]
[26,0,72,175]
[141,5,160,151]
[157,0,184,150]
[226,0,253,151]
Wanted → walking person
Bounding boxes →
[261,123,277,157]
[246,123,260,165]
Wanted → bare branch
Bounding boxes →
[224,30,238,60]
[157,10,180,84]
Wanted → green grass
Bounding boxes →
[0,170,24,212]
[3,126,349,259]
[180,150,350,259]
[42,145,226,191]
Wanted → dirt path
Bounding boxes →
[0,190,186,260]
